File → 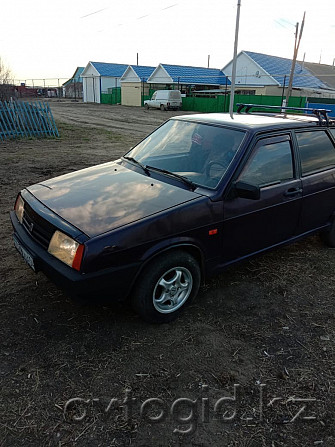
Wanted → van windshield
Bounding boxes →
[125,119,245,189]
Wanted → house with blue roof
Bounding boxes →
[120,65,156,106]
[63,67,84,99]
[81,61,129,103]
[147,64,230,93]
[222,51,334,98]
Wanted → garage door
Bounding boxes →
[84,77,100,103]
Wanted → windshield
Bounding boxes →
[125,119,245,188]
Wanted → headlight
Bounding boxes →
[48,230,84,271]
[15,195,25,224]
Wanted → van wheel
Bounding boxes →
[145,103,149,110]
[131,251,200,323]
[160,104,165,111]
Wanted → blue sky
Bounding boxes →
[1,0,334,82]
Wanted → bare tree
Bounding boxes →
[0,58,14,101]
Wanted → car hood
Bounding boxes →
[27,161,202,237]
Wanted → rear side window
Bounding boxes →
[169,91,180,99]
[239,138,294,187]
[296,130,335,175]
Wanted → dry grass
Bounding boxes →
[1,103,335,446]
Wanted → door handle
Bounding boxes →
[284,187,302,197]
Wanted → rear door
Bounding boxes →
[222,133,302,262]
[295,129,335,233]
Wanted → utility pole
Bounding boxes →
[229,0,242,119]
[285,11,305,106]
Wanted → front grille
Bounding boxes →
[22,201,55,249]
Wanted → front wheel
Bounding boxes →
[320,218,335,247]
[131,251,201,323]
[145,103,149,110]
[160,104,166,111]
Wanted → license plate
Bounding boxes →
[13,237,36,272]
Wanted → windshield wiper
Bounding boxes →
[122,156,150,175]
[145,165,196,190]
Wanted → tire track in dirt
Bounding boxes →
[48,101,195,138]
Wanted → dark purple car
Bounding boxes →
[10,105,335,323]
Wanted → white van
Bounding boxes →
[144,90,182,111]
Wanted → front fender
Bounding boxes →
[132,239,206,289]
[139,236,204,263]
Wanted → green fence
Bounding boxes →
[181,94,306,113]
[307,97,335,105]
[141,94,151,106]
[182,95,229,113]
[101,88,121,104]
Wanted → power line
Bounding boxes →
[80,8,108,19]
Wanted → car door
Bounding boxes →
[294,129,335,233]
[221,133,302,263]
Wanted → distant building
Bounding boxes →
[147,64,230,94]
[222,51,335,98]
[121,65,155,107]
[297,61,335,91]
[81,62,129,103]
[63,67,84,99]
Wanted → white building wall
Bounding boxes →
[223,52,278,86]
[148,65,173,84]
[101,76,120,93]
[121,67,141,83]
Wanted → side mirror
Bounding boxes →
[234,181,260,200]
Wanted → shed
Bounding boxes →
[81,62,129,103]
[62,67,84,99]
[222,51,334,97]
[120,65,155,106]
[147,64,230,94]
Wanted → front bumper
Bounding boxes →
[10,211,139,302]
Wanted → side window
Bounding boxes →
[296,130,335,175]
[238,137,294,187]
[151,92,156,100]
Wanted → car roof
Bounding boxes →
[174,112,322,131]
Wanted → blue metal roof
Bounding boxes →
[244,51,329,90]
[63,67,84,86]
[73,67,84,82]
[161,64,231,86]
[131,65,155,81]
[91,62,129,77]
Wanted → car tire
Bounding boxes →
[131,251,201,323]
[320,219,335,247]
[160,104,165,111]
[145,103,149,110]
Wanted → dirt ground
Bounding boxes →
[1,100,335,447]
